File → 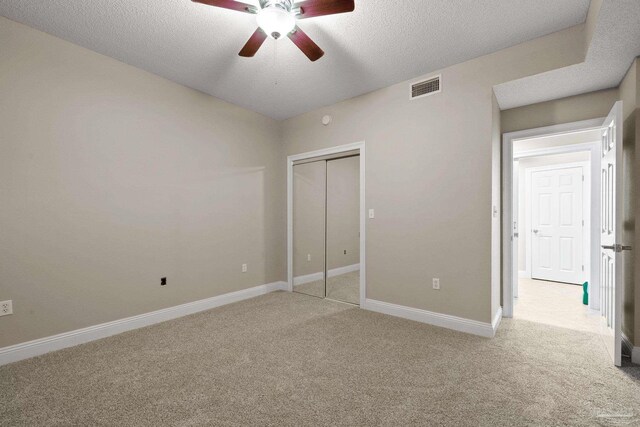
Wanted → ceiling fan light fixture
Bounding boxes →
[192,0,354,60]
[256,6,295,39]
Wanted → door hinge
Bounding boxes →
[582,175,585,182]
[582,265,584,271]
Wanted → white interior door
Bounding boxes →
[513,161,519,298]
[531,166,584,284]
[600,101,625,367]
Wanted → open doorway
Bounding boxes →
[502,102,626,366]
[512,131,600,334]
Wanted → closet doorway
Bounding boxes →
[287,142,366,306]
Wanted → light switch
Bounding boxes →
[369,209,375,219]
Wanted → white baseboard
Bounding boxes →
[329,263,360,277]
[293,263,360,286]
[293,272,324,286]
[363,299,499,338]
[622,333,633,356]
[0,281,287,366]
[621,334,639,365]
[492,307,503,334]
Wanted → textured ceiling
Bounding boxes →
[495,0,640,110]
[0,0,591,120]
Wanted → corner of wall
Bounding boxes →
[635,56,640,348]
[491,91,502,318]
[583,0,604,56]
[618,57,638,347]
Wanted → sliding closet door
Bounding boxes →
[292,161,326,298]
[326,156,360,304]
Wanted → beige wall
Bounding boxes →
[0,0,620,344]
[282,70,492,322]
[327,156,360,270]
[0,17,285,348]
[293,161,326,278]
[282,20,589,323]
[501,89,620,134]
[619,59,638,345]
[636,58,640,347]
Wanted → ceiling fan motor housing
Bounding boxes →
[257,0,296,39]
[259,0,294,11]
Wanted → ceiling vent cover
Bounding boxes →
[410,75,441,100]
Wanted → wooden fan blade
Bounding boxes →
[295,0,355,19]
[287,26,324,61]
[192,0,256,14]
[239,28,268,57]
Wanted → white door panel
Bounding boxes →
[599,101,625,367]
[531,166,584,284]
[513,161,519,299]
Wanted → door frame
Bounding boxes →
[287,141,366,307]
[524,161,591,286]
[502,119,603,317]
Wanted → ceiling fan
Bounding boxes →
[192,0,355,61]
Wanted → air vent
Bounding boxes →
[410,75,441,100]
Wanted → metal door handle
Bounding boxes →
[602,244,633,252]
[532,229,539,234]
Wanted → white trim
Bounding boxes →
[622,333,633,357]
[363,299,499,338]
[0,281,287,366]
[409,74,442,100]
[287,142,366,307]
[513,160,522,288]
[518,270,529,278]
[524,161,591,286]
[514,142,599,159]
[292,263,361,286]
[505,118,605,143]
[621,333,639,365]
[492,307,503,334]
[502,118,604,318]
[328,263,360,277]
[293,272,324,286]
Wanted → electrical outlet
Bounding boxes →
[307,254,311,262]
[0,300,12,316]
[161,277,167,286]
[432,278,440,290]
[242,264,248,273]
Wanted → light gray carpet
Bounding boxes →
[293,278,325,299]
[326,271,359,304]
[295,271,359,304]
[1,291,640,426]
